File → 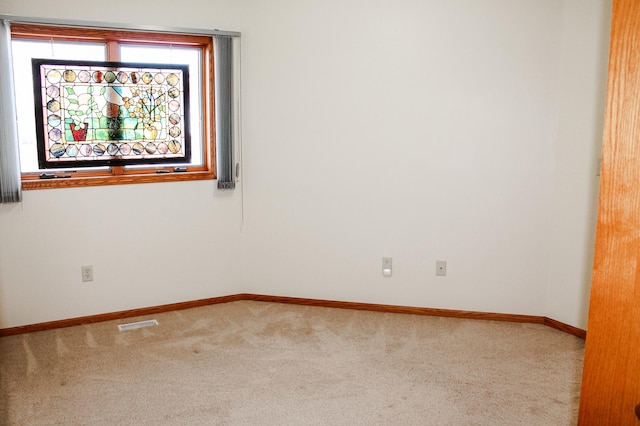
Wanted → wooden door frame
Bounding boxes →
[578,0,640,423]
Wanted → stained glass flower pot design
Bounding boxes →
[32,59,191,168]
[70,123,88,141]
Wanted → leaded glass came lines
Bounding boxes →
[33,59,191,168]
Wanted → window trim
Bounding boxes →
[10,23,218,190]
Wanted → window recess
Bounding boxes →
[0,15,240,191]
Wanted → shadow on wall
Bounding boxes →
[581,0,613,329]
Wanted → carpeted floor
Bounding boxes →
[0,301,584,425]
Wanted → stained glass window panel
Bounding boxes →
[12,40,107,173]
[120,45,203,168]
[33,59,191,168]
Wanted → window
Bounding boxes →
[10,24,216,189]
[32,59,192,168]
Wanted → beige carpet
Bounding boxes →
[0,301,584,425]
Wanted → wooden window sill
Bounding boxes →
[22,170,215,190]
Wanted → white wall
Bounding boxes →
[0,1,251,329]
[0,182,243,328]
[241,0,577,317]
[546,0,611,328]
[0,0,610,329]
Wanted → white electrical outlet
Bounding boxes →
[81,265,93,282]
[436,260,447,276]
[382,257,392,277]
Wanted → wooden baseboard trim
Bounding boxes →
[0,292,586,339]
[243,293,547,323]
[543,317,587,339]
[0,294,245,337]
